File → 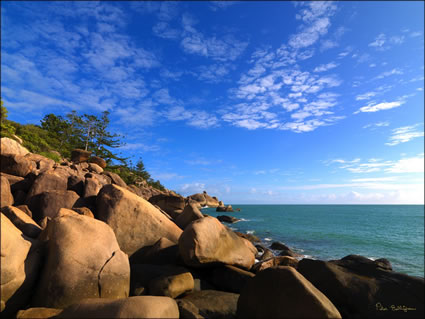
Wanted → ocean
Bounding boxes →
[202,205,424,278]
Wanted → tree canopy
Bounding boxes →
[1,103,166,190]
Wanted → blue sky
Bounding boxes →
[1,1,424,204]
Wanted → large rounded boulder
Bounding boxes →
[175,203,204,230]
[31,214,130,309]
[1,176,14,208]
[1,213,43,317]
[1,137,30,156]
[237,266,341,318]
[178,216,256,269]
[96,184,182,256]
[297,256,424,318]
[149,194,186,218]
[0,153,34,177]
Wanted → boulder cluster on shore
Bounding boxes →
[1,136,424,318]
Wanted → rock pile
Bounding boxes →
[1,137,424,318]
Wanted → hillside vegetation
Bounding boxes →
[0,101,165,190]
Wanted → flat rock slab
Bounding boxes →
[179,290,239,319]
[57,296,179,318]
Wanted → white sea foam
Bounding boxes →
[246,230,255,234]
[302,255,315,259]
[239,218,250,222]
[264,237,272,241]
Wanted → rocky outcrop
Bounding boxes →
[1,175,14,208]
[130,237,179,265]
[1,213,43,317]
[24,153,55,175]
[57,296,179,318]
[149,272,194,298]
[1,206,42,238]
[237,266,341,318]
[16,307,63,318]
[216,205,233,212]
[252,256,299,273]
[217,215,240,223]
[0,153,34,177]
[149,194,186,218]
[70,149,91,163]
[130,264,192,297]
[36,190,80,220]
[178,216,257,269]
[178,290,239,319]
[88,163,103,174]
[31,214,130,309]
[270,241,302,257]
[89,156,107,169]
[102,171,127,188]
[234,231,260,243]
[96,184,182,256]
[175,203,204,230]
[1,137,30,156]
[297,255,424,318]
[188,193,207,207]
[207,265,255,293]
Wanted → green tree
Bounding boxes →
[0,100,16,138]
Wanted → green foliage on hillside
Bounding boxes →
[1,101,165,191]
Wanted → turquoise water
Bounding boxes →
[203,205,424,278]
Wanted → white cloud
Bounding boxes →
[209,1,238,11]
[179,182,206,195]
[165,106,218,129]
[313,62,338,72]
[355,101,404,113]
[363,121,390,129]
[356,91,377,101]
[328,155,425,175]
[350,177,398,182]
[118,142,160,152]
[410,31,422,38]
[375,68,403,79]
[390,35,405,44]
[180,14,248,62]
[386,155,424,173]
[289,2,337,49]
[385,124,424,146]
[369,33,386,48]
[197,63,230,83]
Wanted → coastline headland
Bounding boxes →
[1,137,424,318]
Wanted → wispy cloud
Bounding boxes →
[180,13,248,62]
[313,62,338,72]
[327,155,425,174]
[289,1,337,49]
[354,100,405,114]
[385,124,424,146]
[375,68,403,79]
[118,142,160,152]
[368,33,386,48]
[165,106,219,129]
[363,121,390,129]
[185,158,223,166]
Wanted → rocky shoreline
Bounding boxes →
[1,137,424,318]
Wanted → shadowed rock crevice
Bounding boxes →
[97,251,117,298]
